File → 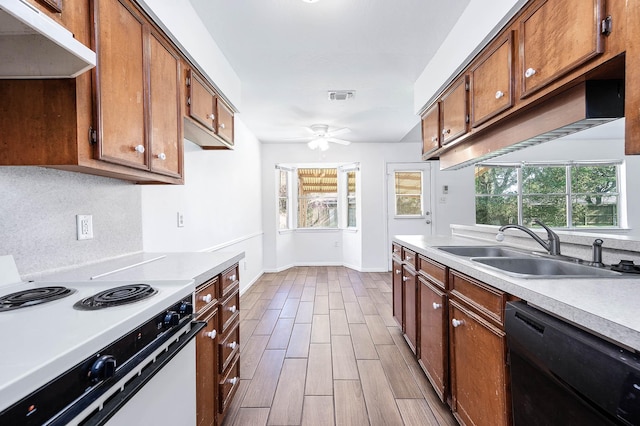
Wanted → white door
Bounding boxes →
[386,162,432,269]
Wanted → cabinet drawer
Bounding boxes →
[402,248,417,270]
[219,287,240,333]
[219,320,240,373]
[218,353,240,414]
[418,255,447,289]
[392,243,402,260]
[449,270,506,326]
[195,277,218,315]
[221,265,239,297]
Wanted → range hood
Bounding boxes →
[439,79,625,170]
[0,0,96,78]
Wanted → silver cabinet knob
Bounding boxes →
[156,152,166,160]
[402,276,409,282]
[525,68,536,78]
[219,123,226,129]
[395,269,401,274]
[442,128,451,135]
[452,319,465,328]
[431,136,438,142]
[433,302,442,310]
[227,377,239,385]
[134,144,145,153]
[205,330,217,339]
[229,274,237,282]
[227,305,237,313]
[495,90,504,99]
[200,293,212,304]
[226,341,238,350]
[405,256,412,262]
[207,113,215,120]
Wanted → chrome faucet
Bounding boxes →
[496,219,562,256]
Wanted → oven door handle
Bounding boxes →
[60,321,206,426]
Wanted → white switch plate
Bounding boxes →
[76,215,93,240]
[177,212,184,228]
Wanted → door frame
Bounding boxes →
[384,162,434,270]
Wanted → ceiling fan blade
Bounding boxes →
[327,137,351,146]
[282,135,314,142]
[327,127,350,137]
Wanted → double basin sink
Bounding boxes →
[436,246,624,279]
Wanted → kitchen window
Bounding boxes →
[475,161,621,228]
[276,163,359,230]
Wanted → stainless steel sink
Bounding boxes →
[437,246,530,258]
[472,257,624,278]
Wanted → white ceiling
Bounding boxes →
[189,0,471,144]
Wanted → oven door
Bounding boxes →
[50,321,205,426]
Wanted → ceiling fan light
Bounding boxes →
[307,140,318,149]
[319,139,329,151]
[302,0,320,3]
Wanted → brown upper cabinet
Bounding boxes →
[470,32,514,127]
[93,0,183,179]
[184,68,235,149]
[520,0,606,98]
[440,75,469,146]
[421,102,440,158]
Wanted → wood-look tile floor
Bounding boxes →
[222,266,458,426]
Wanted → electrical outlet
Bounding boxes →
[177,212,184,228]
[76,215,93,240]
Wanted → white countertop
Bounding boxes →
[40,251,245,286]
[393,235,640,352]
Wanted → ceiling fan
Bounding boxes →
[294,124,351,151]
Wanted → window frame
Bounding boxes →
[393,170,424,218]
[276,163,359,231]
[475,160,622,229]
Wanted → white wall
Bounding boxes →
[261,141,473,271]
[141,118,264,288]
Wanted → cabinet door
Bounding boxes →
[418,277,447,402]
[440,76,468,145]
[392,260,403,329]
[421,102,440,158]
[216,99,234,145]
[470,32,514,127]
[196,308,219,426]
[188,70,216,131]
[403,265,418,353]
[148,31,183,177]
[520,0,605,97]
[94,0,148,169]
[449,300,509,426]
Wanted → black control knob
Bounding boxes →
[164,311,180,327]
[88,355,117,383]
[179,302,193,316]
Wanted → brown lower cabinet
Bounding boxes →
[195,264,240,426]
[392,245,512,426]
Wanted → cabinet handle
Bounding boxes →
[395,269,401,274]
[442,128,451,135]
[402,276,409,282]
[134,144,145,154]
[207,113,215,120]
[226,341,238,350]
[432,302,442,310]
[524,68,536,78]
[229,274,237,282]
[495,90,504,99]
[227,377,239,385]
[200,293,212,304]
[156,152,166,160]
[405,256,412,261]
[431,136,438,142]
[227,305,237,313]
[205,330,217,339]
[452,319,465,328]
[219,123,226,129]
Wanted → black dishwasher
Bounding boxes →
[505,301,640,426]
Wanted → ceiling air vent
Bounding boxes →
[328,90,355,101]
